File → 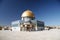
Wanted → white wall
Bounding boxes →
[11,20,20,31]
[12,27,20,31]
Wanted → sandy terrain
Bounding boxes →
[0,29,60,40]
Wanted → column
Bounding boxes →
[25,25,27,31]
[35,26,37,31]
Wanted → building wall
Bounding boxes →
[12,27,20,31]
[37,20,44,31]
[11,20,44,31]
[11,20,20,31]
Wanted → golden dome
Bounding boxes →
[21,10,34,17]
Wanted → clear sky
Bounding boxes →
[0,0,60,26]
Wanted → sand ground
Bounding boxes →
[0,29,60,40]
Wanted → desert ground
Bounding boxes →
[0,29,60,40]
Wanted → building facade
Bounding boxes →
[11,20,20,31]
[11,10,44,31]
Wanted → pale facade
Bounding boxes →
[11,20,20,31]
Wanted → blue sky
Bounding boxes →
[0,0,60,26]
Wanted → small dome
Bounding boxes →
[21,10,34,17]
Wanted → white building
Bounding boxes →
[11,10,44,31]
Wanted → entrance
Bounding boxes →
[26,25,32,31]
[20,24,35,31]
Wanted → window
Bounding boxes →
[12,24,18,27]
[23,17,33,21]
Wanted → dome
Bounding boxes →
[21,10,34,17]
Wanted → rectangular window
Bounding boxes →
[12,24,18,27]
